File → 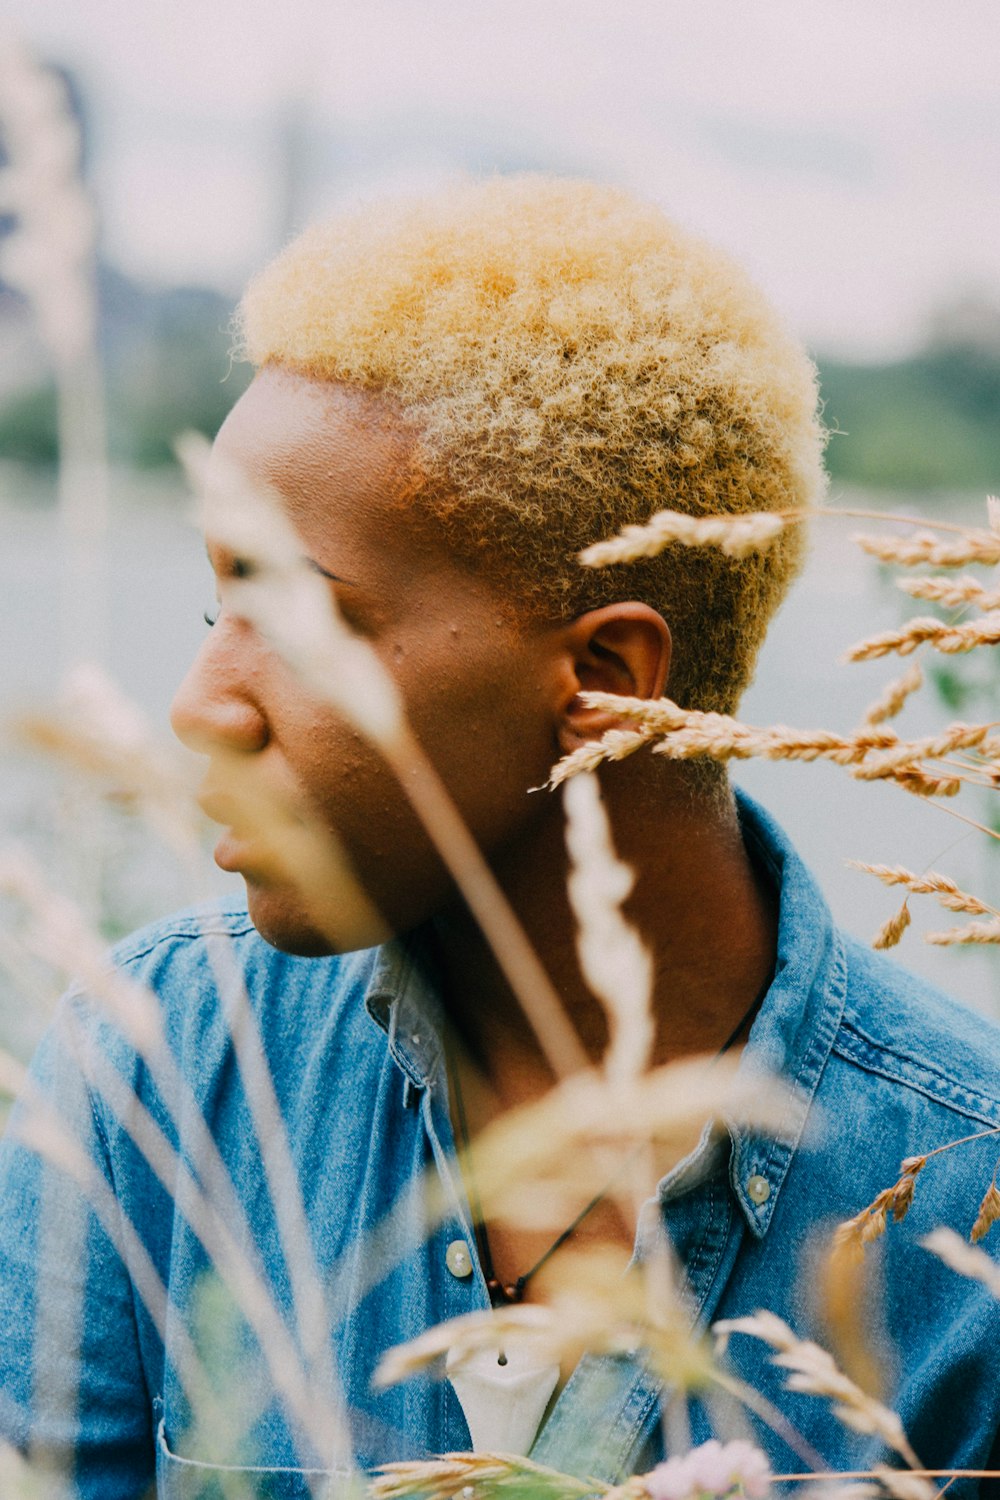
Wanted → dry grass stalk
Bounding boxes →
[0,853,356,1467]
[555,697,987,805]
[817,1227,885,1402]
[374,1302,561,1388]
[563,772,653,1085]
[845,613,1000,661]
[832,1155,928,1255]
[861,665,923,728]
[179,433,406,751]
[376,1244,712,1398]
[849,724,989,777]
[924,917,1000,946]
[869,1466,936,1500]
[0,1049,227,1439]
[371,1452,598,1500]
[886,771,962,799]
[0,1441,50,1500]
[16,662,202,861]
[57,1008,351,1466]
[921,1227,1000,1300]
[852,530,1000,569]
[970,1175,1000,1243]
[898,575,1000,610]
[570,693,898,766]
[545,726,658,789]
[0,847,162,1055]
[848,864,995,918]
[579,508,791,567]
[871,901,911,951]
[0,32,96,365]
[713,1311,921,1469]
[467,1054,790,1228]
[180,431,589,1080]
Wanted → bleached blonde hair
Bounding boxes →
[237,176,825,713]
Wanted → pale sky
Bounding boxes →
[8,0,1000,356]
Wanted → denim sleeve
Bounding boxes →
[0,1000,155,1499]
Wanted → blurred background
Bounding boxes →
[1,0,998,1048]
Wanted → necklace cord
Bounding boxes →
[446,975,769,1306]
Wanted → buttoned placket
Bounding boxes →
[361,792,849,1480]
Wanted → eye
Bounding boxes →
[203,605,219,628]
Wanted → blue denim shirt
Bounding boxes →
[1,793,999,1499]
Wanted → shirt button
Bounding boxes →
[747,1173,771,1206]
[446,1239,473,1278]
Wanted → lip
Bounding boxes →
[197,787,243,827]
[196,781,255,872]
[213,829,253,874]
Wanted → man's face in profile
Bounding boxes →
[171,366,564,954]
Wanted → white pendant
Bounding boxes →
[447,1342,560,1456]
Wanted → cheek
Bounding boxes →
[401,647,555,834]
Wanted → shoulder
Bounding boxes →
[56,900,386,1100]
[106,897,379,1023]
[835,933,1000,1128]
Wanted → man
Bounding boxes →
[2,176,999,1497]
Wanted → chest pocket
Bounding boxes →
[156,1421,354,1499]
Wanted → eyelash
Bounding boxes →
[203,606,219,628]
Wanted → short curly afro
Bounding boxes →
[237,176,825,713]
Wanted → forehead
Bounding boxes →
[214,366,419,519]
[211,366,446,587]
[210,366,522,638]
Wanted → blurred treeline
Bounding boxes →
[1,273,999,493]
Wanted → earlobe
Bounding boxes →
[555,602,671,754]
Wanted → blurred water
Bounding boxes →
[1,472,996,1057]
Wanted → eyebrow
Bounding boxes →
[204,543,354,588]
[307,559,356,586]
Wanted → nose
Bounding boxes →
[170,625,269,757]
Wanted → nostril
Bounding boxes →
[169,650,268,757]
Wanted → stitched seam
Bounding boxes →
[694,1186,735,1320]
[834,1024,1000,1126]
[748,929,848,1227]
[114,918,257,970]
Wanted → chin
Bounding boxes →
[243,880,390,958]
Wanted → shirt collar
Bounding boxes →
[364,934,446,1093]
[726,787,847,1238]
[362,787,847,1241]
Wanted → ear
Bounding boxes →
[554,602,671,755]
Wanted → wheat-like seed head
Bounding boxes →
[544,727,658,789]
[845,613,1000,661]
[861,664,924,728]
[713,1311,921,1468]
[898,574,1000,610]
[579,509,792,567]
[924,918,1000,946]
[829,1156,927,1266]
[457,1054,790,1231]
[848,864,995,918]
[370,1452,599,1500]
[853,531,1000,568]
[970,1179,1000,1244]
[871,901,911,951]
[376,1244,711,1399]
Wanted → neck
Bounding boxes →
[429,768,777,1111]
